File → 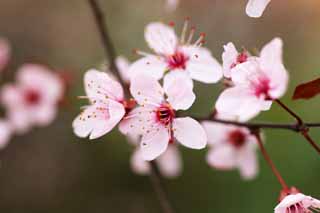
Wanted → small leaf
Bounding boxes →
[292,78,320,100]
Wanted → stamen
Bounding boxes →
[132,49,153,57]
[186,26,195,44]
[194,32,206,47]
[180,17,190,44]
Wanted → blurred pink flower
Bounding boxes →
[0,38,10,72]
[165,0,179,12]
[216,38,288,121]
[246,0,271,18]
[120,73,206,161]
[130,140,182,178]
[130,21,222,102]
[73,69,127,139]
[1,64,63,133]
[0,120,12,149]
[275,193,320,213]
[202,118,259,180]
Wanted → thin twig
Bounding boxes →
[252,130,289,190]
[275,99,320,155]
[87,1,175,212]
[149,161,175,213]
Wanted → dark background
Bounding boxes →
[0,0,319,212]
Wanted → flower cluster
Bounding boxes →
[73,19,320,211]
[0,39,65,149]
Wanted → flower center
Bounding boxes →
[167,51,189,70]
[253,77,271,99]
[286,203,307,213]
[24,89,41,105]
[228,130,246,148]
[231,52,248,68]
[156,103,175,126]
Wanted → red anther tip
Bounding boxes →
[169,21,175,27]
[191,26,196,30]
[184,16,190,21]
[200,32,206,37]
[132,48,138,54]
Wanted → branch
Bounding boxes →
[87,1,175,212]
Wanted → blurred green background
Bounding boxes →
[0,0,319,212]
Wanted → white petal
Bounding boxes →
[140,125,170,161]
[215,86,267,122]
[173,117,207,149]
[230,60,260,86]
[145,22,178,55]
[163,72,195,110]
[237,144,258,180]
[246,0,271,18]
[130,73,164,106]
[119,106,156,136]
[222,42,239,78]
[0,120,12,149]
[165,0,179,12]
[157,144,182,178]
[206,145,237,170]
[259,38,288,99]
[131,148,151,175]
[275,194,307,213]
[115,56,131,83]
[201,121,232,146]
[84,69,124,101]
[129,55,167,80]
[72,99,125,139]
[183,46,223,83]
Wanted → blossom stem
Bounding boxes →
[87,0,127,89]
[252,130,289,190]
[87,1,175,212]
[275,99,320,155]
[149,161,175,213]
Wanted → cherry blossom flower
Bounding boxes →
[129,21,222,101]
[246,0,271,18]
[216,38,288,121]
[115,56,131,84]
[275,192,320,213]
[202,117,259,180]
[0,120,12,149]
[120,73,206,161]
[0,38,10,72]
[1,64,63,133]
[72,69,133,139]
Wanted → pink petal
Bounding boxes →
[131,148,150,175]
[230,60,260,86]
[207,145,237,170]
[157,144,182,178]
[73,99,125,139]
[165,0,179,12]
[237,144,258,180]
[215,86,268,121]
[140,125,170,161]
[145,22,178,56]
[173,117,207,149]
[183,46,223,83]
[129,55,167,80]
[33,105,57,127]
[0,38,10,71]
[115,56,131,83]
[7,108,31,134]
[0,120,12,149]
[222,42,239,78]
[275,194,307,213]
[119,106,156,136]
[84,69,124,101]
[201,121,233,146]
[17,64,63,102]
[246,0,271,18]
[130,73,164,106]
[163,72,195,110]
[1,84,22,108]
[259,38,288,99]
